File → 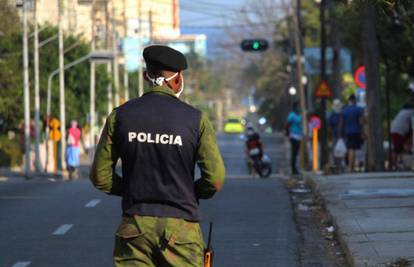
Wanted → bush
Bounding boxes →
[0,135,22,167]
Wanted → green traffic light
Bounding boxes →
[240,39,268,52]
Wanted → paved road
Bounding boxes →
[0,133,299,267]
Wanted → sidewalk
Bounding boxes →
[308,172,414,267]
[0,153,91,180]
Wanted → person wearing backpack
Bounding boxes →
[286,101,303,175]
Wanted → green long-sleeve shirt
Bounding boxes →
[89,86,225,200]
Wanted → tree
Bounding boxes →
[0,1,23,131]
[361,3,385,171]
[0,1,111,133]
[336,0,414,170]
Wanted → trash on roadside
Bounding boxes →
[291,188,311,193]
[302,198,314,204]
[286,178,297,189]
[296,180,306,186]
[297,203,309,211]
[326,226,335,233]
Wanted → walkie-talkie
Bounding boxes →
[204,222,214,267]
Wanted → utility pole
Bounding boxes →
[319,0,329,168]
[58,0,66,172]
[293,0,309,170]
[33,0,42,172]
[123,0,129,102]
[137,0,144,97]
[216,100,223,133]
[124,66,129,101]
[293,1,307,136]
[112,4,120,108]
[105,0,113,114]
[149,9,153,42]
[90,0,96,160]
[22,0,31,177]
[329,0,341,98]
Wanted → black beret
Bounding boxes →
[143,45,188,72]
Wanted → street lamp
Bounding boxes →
[301,75,308,85]
[289,86,297,96]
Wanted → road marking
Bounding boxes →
[52,224,73,235]
[0,196,49,200]
[226,174,283,179]
[11,262,31,267]
[85,199,101,208]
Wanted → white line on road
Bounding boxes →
[85,199,101,208]
[226,174,283,179]
[11,262,31,267]
[52,224,73,235]
[0,196,49,200]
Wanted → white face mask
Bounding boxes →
[175,74,184,98]
[146,72,183,97]
[146,72,179,86]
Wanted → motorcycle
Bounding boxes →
[248,148,272,178]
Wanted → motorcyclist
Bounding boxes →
[245,126,264,175]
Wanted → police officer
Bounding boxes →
[90,45,225,267]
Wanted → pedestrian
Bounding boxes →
[329,99,344,167]
[66,120,81,179]
[391,103,414,169]
[340,94,364,172]
[286,101,303,175]
[90,45,225,267]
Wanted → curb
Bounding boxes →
[305,174,356,267]
[0,169,64,180]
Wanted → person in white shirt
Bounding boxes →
[391,103,414,168]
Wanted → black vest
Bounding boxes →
[114,91,202,221]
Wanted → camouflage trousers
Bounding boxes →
[113,215,205,267]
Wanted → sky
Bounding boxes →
[179,0,247,57]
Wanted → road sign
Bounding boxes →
[49,118,60,129]
[309,115,322,130]
[50,130,61,142]
[354,65,366,89]
[315,80,333,98]
[49,118,61,141]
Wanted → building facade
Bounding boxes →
[20,0,180,43]
[15,0,206,71]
